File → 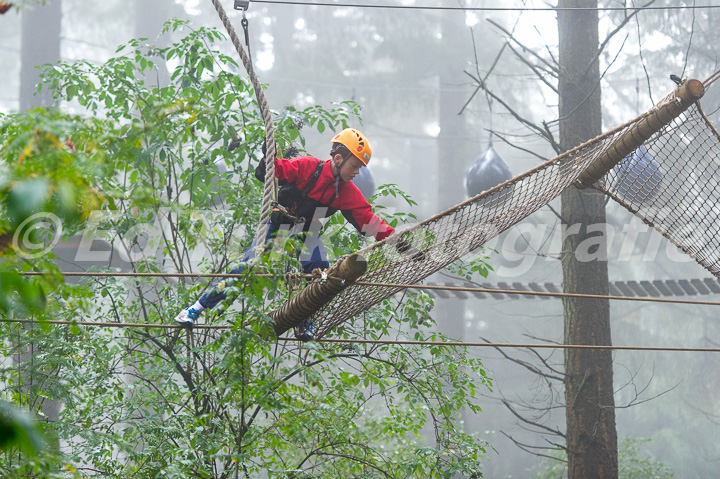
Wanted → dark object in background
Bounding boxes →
[465,145,512,198]
[611,146,663,205]
[352,165,376,199]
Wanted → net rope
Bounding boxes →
[596,101,720,277]
[300,80,712,340]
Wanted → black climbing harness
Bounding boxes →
[271,160,326,227]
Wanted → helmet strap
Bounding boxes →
[331,153,352,199]
[331,153,350,180]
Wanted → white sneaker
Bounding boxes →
[174,307,200,327]
[293,319,315,342]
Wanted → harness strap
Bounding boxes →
[301,160,325,199]
[271,201,304,225]
[273,160,326,226]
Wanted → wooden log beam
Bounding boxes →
[576,78,705,188]
[269,253,367,337]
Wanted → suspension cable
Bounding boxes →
[2,317,719,353]
[19,271,315,279]
[353,281,720,307]
[19,271,720,308]
[250,0,720,13]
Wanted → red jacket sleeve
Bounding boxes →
[338,182,395,241]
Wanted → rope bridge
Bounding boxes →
[596,92,720,277]
[270,79,709,340]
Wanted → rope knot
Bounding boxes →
[311,268,329,285]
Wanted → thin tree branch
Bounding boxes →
[586,0,657,81]
[487,18,559,74]
[501,399,566,438]
[489,130,552,162]
[681,0,696,80]
[500,431,568,463]
[481,337,565,382]
[463,71,557,148]
[507,43,559,93]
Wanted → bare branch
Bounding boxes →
[490,130,552,163]
[634,7,655,105]
[588,0,657,81]
[463,70,556,146]
[458,84,484,117]
[541,120,563,155]
[481,336,565,382]
[521,340,566,377]
[535,25,559,69]
[501,431,568,465]
[501,399,566,438]
[460,22,513,115]
[507,43,558,93]
[552,33,629,142]
[487,18,559,74]
[681,0,696,80]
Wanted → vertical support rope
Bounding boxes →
[210,0,277,254]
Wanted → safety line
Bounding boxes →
[0,318,228,329]
[353,281,720,307]
[209,0,278,256]
[251,0,720,13]
[278,337,720,353]
[1,318,717,353]
[16,272,720,307]
[19,271,313,279]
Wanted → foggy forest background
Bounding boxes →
[3,0,720,477]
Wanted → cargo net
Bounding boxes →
[596,101,720,276]
[295,83,702,340]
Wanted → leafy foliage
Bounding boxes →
[0,21,492,478]
[0,399,44,456]
[0,108,105,317]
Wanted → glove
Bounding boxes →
[395,238,412,253]
[394,236,426,262]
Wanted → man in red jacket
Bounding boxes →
[175,128,395,340]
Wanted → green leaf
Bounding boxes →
[6,179,50,226]
[0,400,44,456]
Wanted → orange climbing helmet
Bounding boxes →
[331,128,372,165]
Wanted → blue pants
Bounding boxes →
[197,222,329,310]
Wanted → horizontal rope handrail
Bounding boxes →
[14,272,720,306]
[18,271,317,279]
[354,281,720,307]
[2,318,717,352]
[295,337,720,353]
[0,318,228,329]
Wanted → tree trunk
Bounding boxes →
[17,0,63,426]
[20,0,62,111]
[134,0,174,90]
[436,7,469,342]
[433,13,469,475]
[558,1,618,478]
